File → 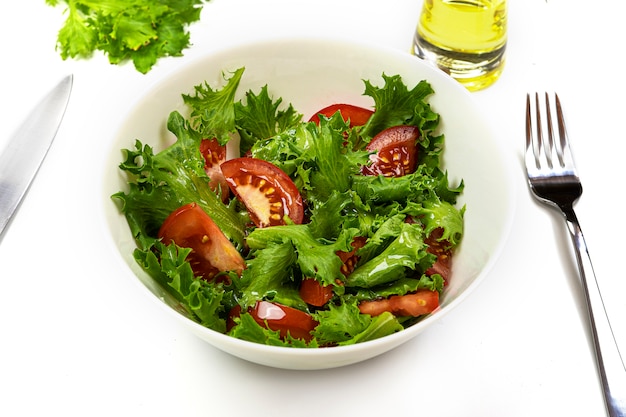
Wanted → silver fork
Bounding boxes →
[525,93,626,417]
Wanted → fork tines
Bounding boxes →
[525,92,577,176]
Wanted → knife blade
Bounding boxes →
[0,74,73,239]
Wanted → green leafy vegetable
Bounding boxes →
[46,0,207,73]
[134,241,229,332]
[313,300,403,345]
[182,68,244,144]
[235,86,302,154]
[344,222,431,288]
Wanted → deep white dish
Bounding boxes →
[103,37,515,370]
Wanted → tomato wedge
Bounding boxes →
[158,203,245,281]
[362,125,419,177]
[299,278,334,307]
[220,157,304,227]
[228,301,318,341]
[308,103,374,127]
[200,138,229,202]
[424,228,452,283]
[358,290,439,317]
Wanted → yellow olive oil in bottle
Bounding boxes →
[413,0,507,91]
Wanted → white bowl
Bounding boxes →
[103,37,515,370]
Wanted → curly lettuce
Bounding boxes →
[46,0,206,73]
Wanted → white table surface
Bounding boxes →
[1,1,624,416]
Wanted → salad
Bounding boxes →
[112,67,465,348]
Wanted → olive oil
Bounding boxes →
[413,0,507,91]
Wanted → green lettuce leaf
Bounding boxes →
[133,241,229,332]
[47,0,205,73]
[361,74,439,139]
[246,225,357,289]
[345,222,431,288]
[313,300,403,345]
[182,68,244,145]
[235,86,303,154]
[353,275,445,301]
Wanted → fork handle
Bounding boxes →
[564,209,626,417]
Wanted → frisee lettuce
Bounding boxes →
[113,68,465,347]
[46,0,206,73]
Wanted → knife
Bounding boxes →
[0,74,73,239]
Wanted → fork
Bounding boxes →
[525,93,626,417]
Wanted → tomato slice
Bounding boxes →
[424,228,452,283]
[299,278,334,307]
[308,103,374,127]
[220,157,304,227]
[200,138,229,202]
[361,125,419,177]
[158,203,245,281]
[229,301,318,341]
[358,290,439,317]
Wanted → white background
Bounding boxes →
[1,1,624,416]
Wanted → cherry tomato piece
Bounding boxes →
[220,157,304,227]
[158,203,245,281]
[336,236,367,276]
[228,301,318,341]
[200,138,228,202]
[308,103,374,127]
[299,278,334,307]
[362,125,419,177]
[358,290,439,317]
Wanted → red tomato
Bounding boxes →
[229,301,318,341]
[308,103,374,127]
[361,125,419,177]
[200,138,228,202]
[299,278,333,307]
[336,236,367,276]
[358,290,439,317]
[424,228,452,283]
[220,158,304,227]
[158,203,245,281]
